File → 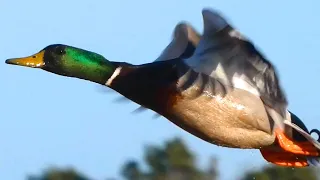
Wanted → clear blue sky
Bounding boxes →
[1,0,320,180]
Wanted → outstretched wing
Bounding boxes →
[182,9,288,118]
[155,22,201,61]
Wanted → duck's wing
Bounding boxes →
[155,22,201,61]
[181,8,288,119]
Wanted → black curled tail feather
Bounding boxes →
[290,111,320,144]
[307,128,320,166]
[310,129,320,143]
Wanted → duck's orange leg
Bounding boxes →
[275,128,319,156]
[260,146,308,167]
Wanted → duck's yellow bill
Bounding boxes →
[5,51,45,68]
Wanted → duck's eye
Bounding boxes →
[55,46,66,55]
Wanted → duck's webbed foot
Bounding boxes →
[266,108,320,156]
[262,109,320,166]
[275,128,320,156]
[260,146,308,167]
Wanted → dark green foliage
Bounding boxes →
[121,137,218,180]
[121,160,143,180]
[26,167,91,180]
[240,165,319,180]
[25,137,320,180]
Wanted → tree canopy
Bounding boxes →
[27,137,319,180]
[27,167,91,180]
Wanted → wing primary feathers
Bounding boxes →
[181,8,288,117]
[155,22,200,62]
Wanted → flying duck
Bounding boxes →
[5,8,320,167]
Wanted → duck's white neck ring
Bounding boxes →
[105,67,122,86]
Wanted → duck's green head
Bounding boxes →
[5,44,117,85]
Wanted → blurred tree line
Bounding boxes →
[26,137,319,180]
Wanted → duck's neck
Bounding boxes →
[107,60,180,111]
[58,54,118,85]
[82,62,117,85]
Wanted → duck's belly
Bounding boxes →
[164,88,276,149]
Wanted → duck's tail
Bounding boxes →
[285,112,320,166]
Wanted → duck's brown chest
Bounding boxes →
[157,86,276,149]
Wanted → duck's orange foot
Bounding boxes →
[275,128,319,156]
[260,147,308,167]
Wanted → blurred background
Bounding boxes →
[1,0,320,179]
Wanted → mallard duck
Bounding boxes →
[5,8,320,167]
